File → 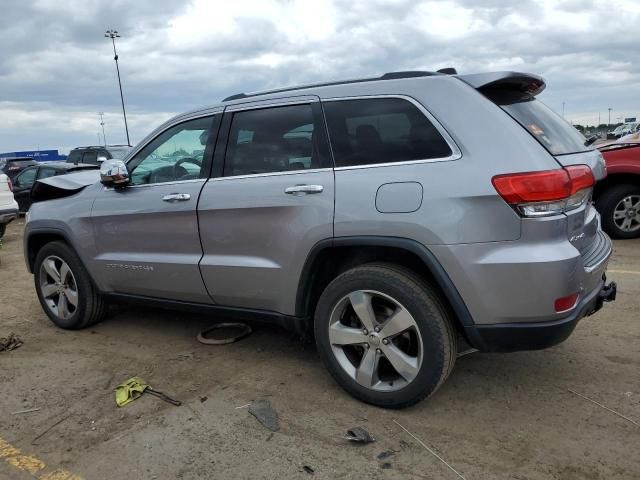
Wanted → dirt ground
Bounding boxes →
[0,220,638,480]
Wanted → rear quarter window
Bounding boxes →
[323,98,453,168]
[485,89,589,156]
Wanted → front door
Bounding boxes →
[90,112,221,303]
[198,98,334,315]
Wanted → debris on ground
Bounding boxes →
[302,465,314,475]
[11,407,40,415]
[197,322,252,345]
[377,450,396,460]
[344,427,375,444]
[32,415,70,445]
[200,396,208,403]
[0,333,23,352]
[381,462,392,469]
[248,398,279,431]
[115,376,182,407]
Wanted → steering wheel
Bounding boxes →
[173,157,202,180]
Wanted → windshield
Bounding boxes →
[485,89,590,156]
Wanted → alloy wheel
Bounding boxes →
[613,195,640,233]
[39,255,79,320]
[328,290,423,392]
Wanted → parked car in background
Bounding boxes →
[66,145,132,165]
[0,157,37,180]
[595,141,640,238]
[607,122,639,139]
[11,162,98,213]
[24,70,616,408]
[0,173,18,238]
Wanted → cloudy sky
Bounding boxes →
[0,0,639,154]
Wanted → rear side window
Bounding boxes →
[37,168,57,180]
[82,151,98,164]
[323,98,452,167]
[67,151,82,164]
[224,104,329,176]
[485,89,589,156]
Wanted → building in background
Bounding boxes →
[0,149,67,161]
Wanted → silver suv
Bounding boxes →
[24,70,617,408]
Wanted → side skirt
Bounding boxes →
[104,292,309,335]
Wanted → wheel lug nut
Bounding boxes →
[376,348,381,354]
[382,338,389,345]
[365,344,370,349]
[374,326,380,332]
[363,329,368,335]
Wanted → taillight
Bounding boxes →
[492,165,594,217]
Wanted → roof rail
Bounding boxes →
[222,70,439,102]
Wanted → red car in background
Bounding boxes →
[595,141,640,238]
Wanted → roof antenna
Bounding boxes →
[437,68,457,75]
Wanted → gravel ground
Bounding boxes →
[0,220,639,480]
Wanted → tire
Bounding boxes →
[0,223,5,238]
[34,241,107,329]
[314,263,457,409]
[596,184,640,239]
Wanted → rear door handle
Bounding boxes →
[162,193,191,202]
[284,185,324,195]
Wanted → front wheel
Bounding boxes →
[314,263,457,409]
[34,241,107,329]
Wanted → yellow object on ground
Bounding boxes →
[115,376,149,407]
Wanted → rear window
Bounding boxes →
[486,89,589,156]
[323,98,453,168]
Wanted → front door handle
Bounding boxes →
[284,185,324,195]
[162,193,191,202]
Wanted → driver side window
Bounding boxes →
[129,116,214,185]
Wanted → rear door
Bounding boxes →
[90,112,222,302]
[197,97,334,314]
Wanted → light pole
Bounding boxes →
[104,29,131,146]
[608,107,612,127]
[98,112,107,146]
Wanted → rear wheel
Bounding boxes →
[34,241,107,329]
[314,263,456,408]
[597,184,640,239]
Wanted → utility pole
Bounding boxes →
[98,112,107,146]
[104,29,131,146]
[608,108,612,126]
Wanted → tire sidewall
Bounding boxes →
[34,242,91,329]
[314,266,450,407]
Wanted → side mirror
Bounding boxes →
[100,159,130,188]
[97,155,108,163]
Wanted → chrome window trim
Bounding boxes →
[211,167,332,182]
[102,178,206,191]
[224,95,319,112]
[321,94,462,171]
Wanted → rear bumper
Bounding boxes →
[464,277,617,352]
[0,207,18,224]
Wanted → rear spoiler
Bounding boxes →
[458,71,546,96]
